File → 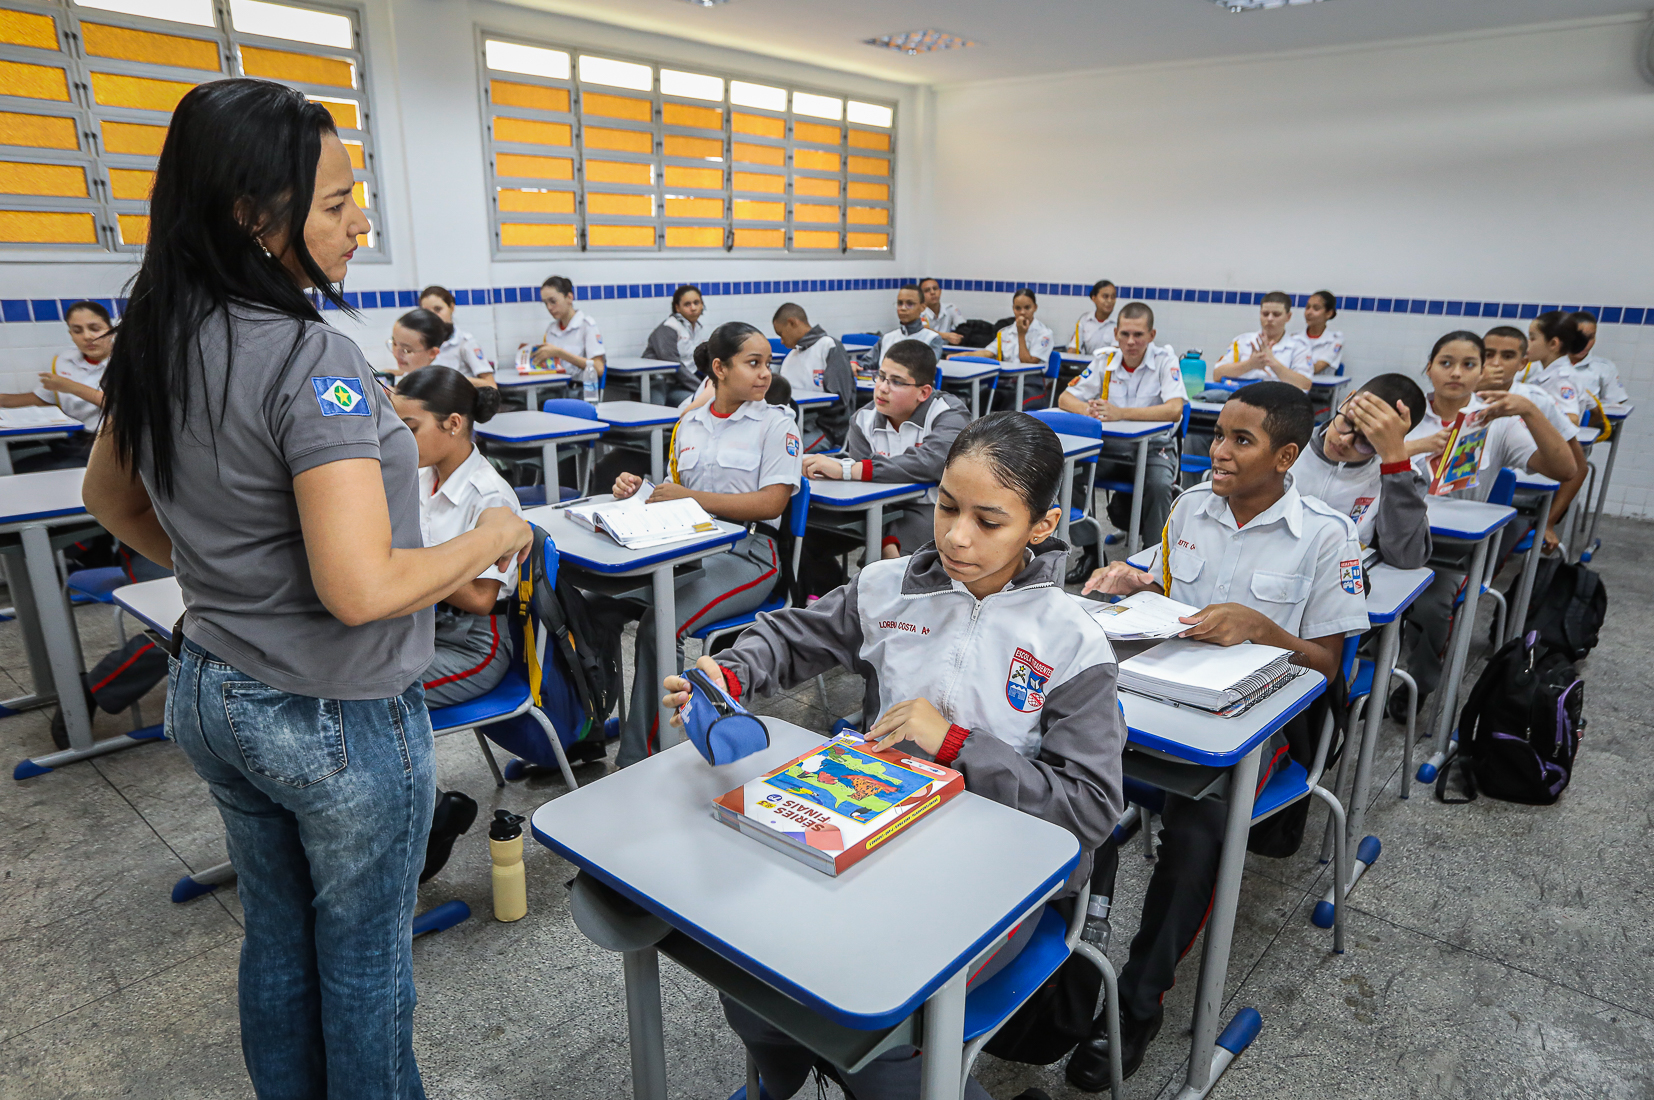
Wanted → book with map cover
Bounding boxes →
[712,733,964,876]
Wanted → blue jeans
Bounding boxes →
[167,639,434,1100]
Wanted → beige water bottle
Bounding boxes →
[489,810,527,922]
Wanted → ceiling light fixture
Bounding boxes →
[1213,0,1327,11]
[865,29,976,54]
[675,0,731,7]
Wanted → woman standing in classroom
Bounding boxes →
[82,78,530,1100]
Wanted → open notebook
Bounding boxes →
[563,484,720,550]
[0,406,79,430]
[1118,638,1298,715]
[1086,591,1202,641]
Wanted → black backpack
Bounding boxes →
[952,318,999,347]
[1436,631,1583,806]
[1513,557,1606,660]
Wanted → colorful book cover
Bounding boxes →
[713,733,964,876]
[1429,408,1490,496]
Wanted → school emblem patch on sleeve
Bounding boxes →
[1340,558,1364,595]
[785,433,800,456]
[1006,647,1052,712]
[311,376,371,417]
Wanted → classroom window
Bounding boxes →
[0,0,384,258]
[479,32,895,255]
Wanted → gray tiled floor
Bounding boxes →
[2,517,1651,1099]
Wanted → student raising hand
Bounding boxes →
[1083,560,1159,597]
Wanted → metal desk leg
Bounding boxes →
[638,372,651,404]
[542,441,561,503]
[1349,620,1400,841]
[651,565,681,751]
[623,948,668,1100]
[917,966,968,1100]
[524,384,539,410]
[1178,745,1263,1100]
[1584,425,1622,557]
[1013,374,1025,411]
[1,552,55,712]
[1127,438,1149,554]
[863,502,885,566]
[1421,537,1490,782]
[1510,488,1553,644]
[649,429,664,484]
[1058,458,1075,545]
[0,442,12,477]
[970,380,981,419]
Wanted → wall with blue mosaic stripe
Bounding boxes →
[3,277,1648,325]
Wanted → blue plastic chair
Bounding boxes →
[768,337,788,357]
[1178,400,1212,487]
[1040,349,1065,408]
[1029,409,1102,537]
[690,482,810,653]
[65,566,154,731]
[511,399,602,506]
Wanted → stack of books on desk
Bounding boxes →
[1118,639,1298,716]
[564,485,719,550]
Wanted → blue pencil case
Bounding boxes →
[679,667,769,766]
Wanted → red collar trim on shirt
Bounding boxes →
[710,405,734,419]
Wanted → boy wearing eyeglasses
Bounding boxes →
[802,340,969,559]
[1288,372,1432,569]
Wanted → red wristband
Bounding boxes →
[882,535,902,552]
[718,665,742,700]
[858,459,873,481]
[935,724,970,766]
[1379,460,1412,476]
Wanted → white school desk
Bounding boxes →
[1417,498,1515,784]
[475,410,608,500]
[1053,432,1104,545]
[522,501,746,743]
[0,420,83,476]
[1120,667,1328,1096]
[938,358,1001,418]
[603,357,679,403]
[997,361,1045,412]
[593,401,680,483]
[1511,471,1559,645]
[1097,419,1180,555]
[806,479,933,565]
[1581,403,1632,562]
[494,366,571,409]
[7,470,164,779]
[530,720,1080,1100]
[791,392,839,450]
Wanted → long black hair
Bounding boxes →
[103,78,346,496]
[395,366,502,432]
[945,412,1064,521]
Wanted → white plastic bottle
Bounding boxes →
[581,360,600,404]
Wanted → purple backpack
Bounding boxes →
[1437,631,1583,806]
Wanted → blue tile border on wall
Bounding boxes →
[3,277,1650,325]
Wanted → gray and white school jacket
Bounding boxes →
[1290,429,1432,570]
[717,542,1126,894]
[779,325,855,447]
[642,313,704,389]
[871,321,948,368]
[846,391,971,502]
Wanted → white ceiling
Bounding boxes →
[492,0,1650,86]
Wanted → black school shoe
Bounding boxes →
[1064,1008,1163,1091]
[421,790,479,883]
[1012,1091,1054,1100]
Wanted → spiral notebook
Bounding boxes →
[1118,639,1297,714]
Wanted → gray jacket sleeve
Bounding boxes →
[868,398,969,483]
[950,661,1126,895]
[716,580,864,699]
[815,341,854,448]
[644,323,695,387]
[1370,467,1432,570]
[847,413,872,461]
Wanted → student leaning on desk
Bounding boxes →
[664,411,1125,1100]
[0,298,112,471]
[1074,382,1368,1087]
[81,78,533,1100]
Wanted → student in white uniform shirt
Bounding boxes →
[1300,290,1344,376]
[1056,302,1184,542]
[1289,373,1431,569]
[391,367,521,707]
[918,276,965,345]
[1399,331,1574,706]
[1482,326,1587,556]
[989,287,1055,365]
[1566,310,1629,409]
[1516,310,1585,426]
[666,412,1125,1100]
[771,301,854,450]
[1077,382,1367,1085]
[529,274,606,384]
[1209,291,1314,393]
[1070,279,1119,355]
[1,299,112,471]
[594,322,801,768]
[389,308,500,389]
[871,283,948,367]
[641,284,705,403]
[802,340,970,558]
[418,285,494,384]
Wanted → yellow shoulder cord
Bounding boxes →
[1588,390,1612,441]
[47,356,61,408]
[668,417,683,485]
[517,564,541,708]
[1159,507,1173,594]
[1100,349,1114,403]
[1074,318,1083,351]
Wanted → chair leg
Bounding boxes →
[1319,696,1364,864]
[1074,941,1125,1099]
[1488,590,1507,650]
[1141,808,1156,861]
[815,673,830,711]
[528,706,580,792]
[1311,787,1349,954]
[1394,669,1419,799]
[473,728,506,789]
[746,1051,760,1100]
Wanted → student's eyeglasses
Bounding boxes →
[386,338,424,358]
[873,371,919,390]
[1328,402,1376,456]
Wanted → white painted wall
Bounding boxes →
[929,15,1654,518]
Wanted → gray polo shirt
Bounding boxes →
[140,305,432,699]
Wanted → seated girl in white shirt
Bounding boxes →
[2,299,113,470]
[391,366,523,707]
[418,285,495,386]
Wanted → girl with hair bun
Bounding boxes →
[419,285,495,385]
[393,366,521,706]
